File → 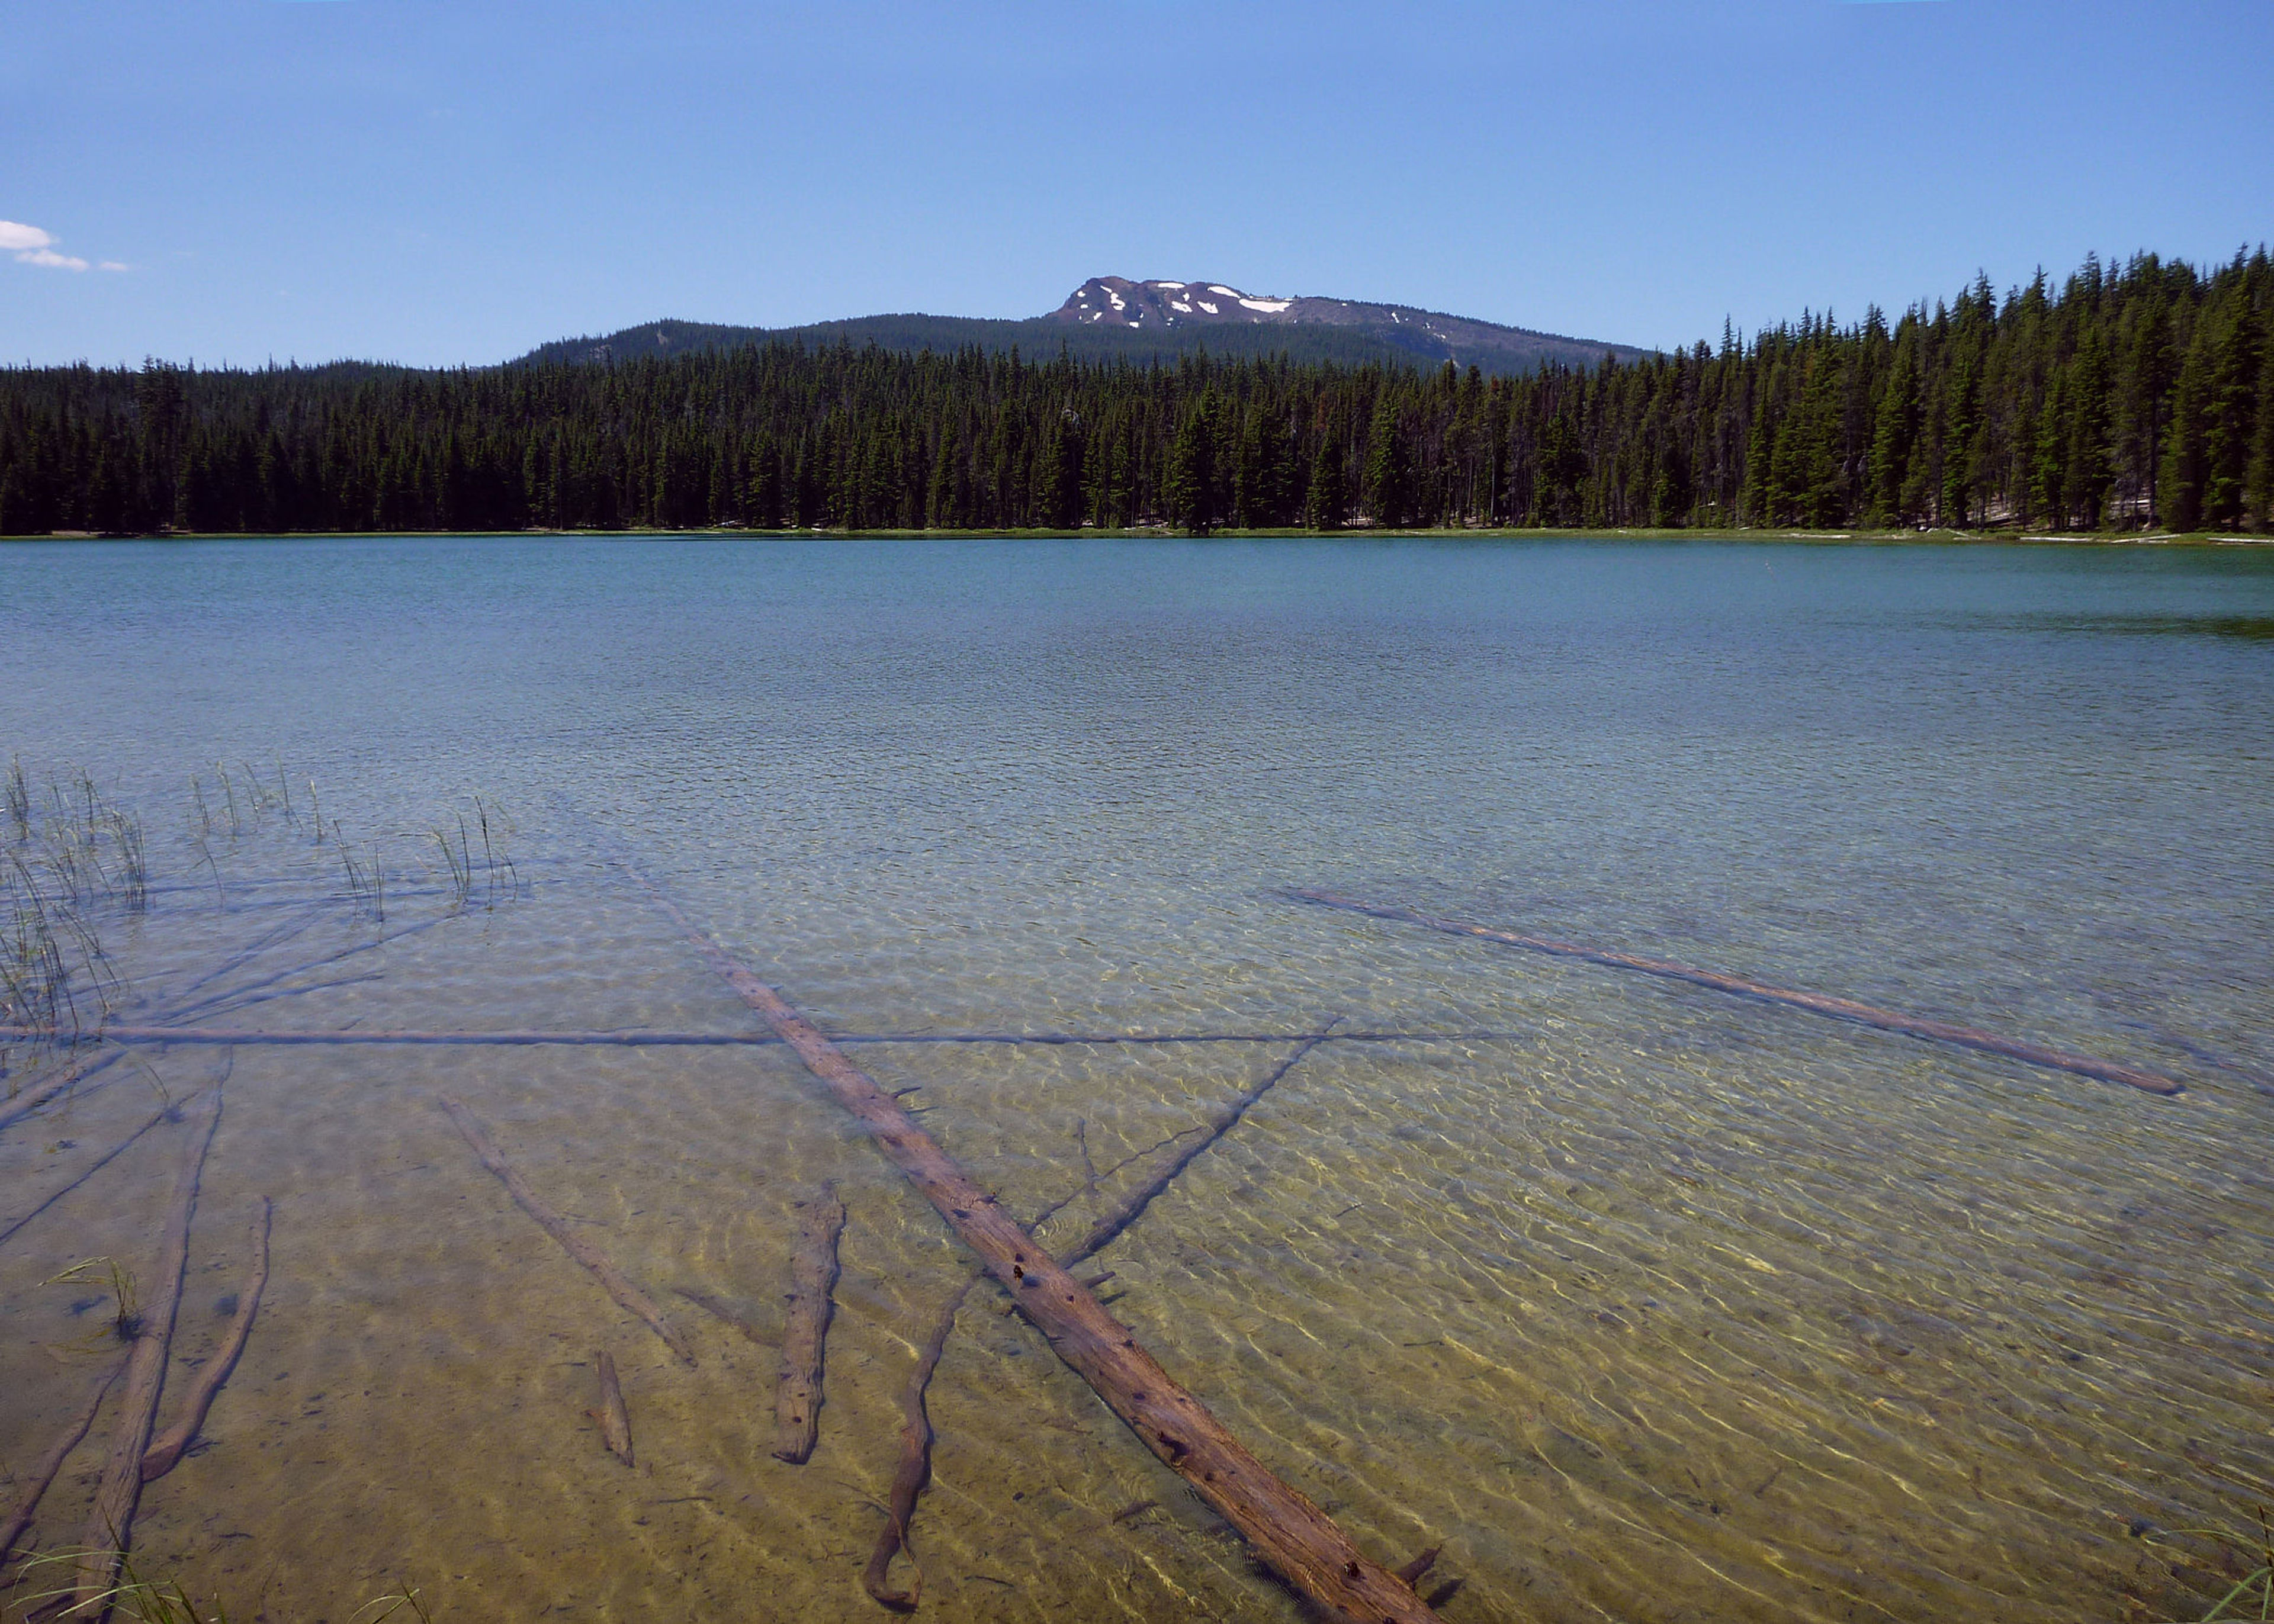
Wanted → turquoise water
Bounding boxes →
[2,536,2270,1622]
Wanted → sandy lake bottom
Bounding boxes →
[3,535,2272,1623]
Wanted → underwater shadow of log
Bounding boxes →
[140,1195,272,1481]
[1287,887,2185,1096]
[863,1024,1340,1612]
[437,1097,695,1367]
[70,1075,226,1612]
[773,1184,846,1465]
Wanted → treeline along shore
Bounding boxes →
[3,250,2270,537]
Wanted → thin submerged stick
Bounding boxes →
[0,1352,129,1562]
[140,1196,273,1481]
[159,912,455,1028]
[615,860,1438,1624]
[1287,887,2185,1096]
[0,1098,176,1249]
[675,1288,775,1349]
[71,1079,226,1612]
[0,1047,124,1137]
[773,1184,846,1465]
[165,908,330,1005]
[436,1098,695,1366]
[1056,1021,1341,1271]
[862,1274,973,1612]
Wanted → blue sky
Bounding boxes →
[4,0,2269,367]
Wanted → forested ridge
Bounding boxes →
[4,249,2270,536]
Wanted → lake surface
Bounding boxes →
[2,535,2271,1624]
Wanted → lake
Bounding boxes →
[3,535,2271,1623]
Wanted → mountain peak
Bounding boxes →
[1050,276,1297,329]
[1037,275,1639,373]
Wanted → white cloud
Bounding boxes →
[2,219,96,272]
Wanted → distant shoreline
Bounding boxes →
[8,527,2272,546]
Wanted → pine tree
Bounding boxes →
[1305,433,1345,530]
[2029,377,2067,528]
[2248,304,2274,529]
[1164,394,1218,535]
[1361,393,1409,528]
[2067,325,2114,529]
[1869,323,1920,525]
[2160,332,2211,531]
[2123,298,2175,523]
[2203,301,2263,529]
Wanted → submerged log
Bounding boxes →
[437,1098,695,1366]
[1,1023,1515,1049]
[773,1184,846,1465]
[0,1351,129,1562]
[1288,887,2185,1096]
[589,1349,634,1467]
[140,1196,272,1481]
[863,1274,975,1612]
[872,1027,1338,1601]
[624,870,1440,1624]
[71,1082,225,1610]
[0,1099,175,1249]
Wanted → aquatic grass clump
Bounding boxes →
[2138,1465,2274,1622]
[5,756,29,843]
[7,1548,436,1624]
[426,796,522,912]
[0,761,163,1050]
[3,850,119,1043]
[44,1255,142,1341]
[335,826,385,922]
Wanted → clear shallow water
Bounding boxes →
[2,535,2270,1623]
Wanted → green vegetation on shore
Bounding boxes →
[2,250,2268,537]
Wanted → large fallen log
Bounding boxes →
[864,1026,1338,1610]
[140,1196,272,1481]
[624,869,1440,1624]
[70,1082,225,1610]
[437,1098,695,1367]
[1287,887,2183,1096]
[0,1352,129,1562]
[773,1184,846,1465]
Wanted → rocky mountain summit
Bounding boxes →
[1043,276,1638,372]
